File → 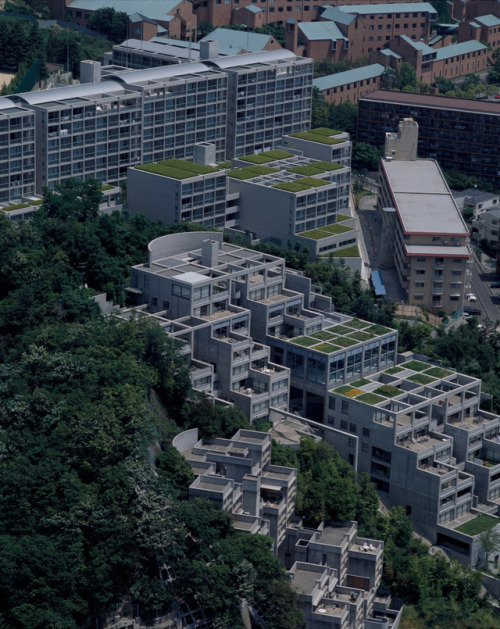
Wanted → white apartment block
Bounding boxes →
[0,50,311,201]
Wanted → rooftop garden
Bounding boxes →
[290,336,318,347]
[336,214,352,222]
[2,199,43,211]
[273,180,314,193]
[240,149,294,164]
[287,161,343,176]
[331,337,359,348]
[385,366,405,375]
[289,130,345,145]
[424,367,453,379]
[101,184,116,191]
[331,245,360,258]
[218,160,231,169]
[344,318,368,330]
[455,514,499,536]
[356,392,385,405]
[298,224,354,240]
[228,165,279,180]
[374,384,402,398]
[403,360,431,372]
[333,385,364,397]
[310,127,343,136]
[136,158,222,179]
[313,342,342,353]
[350,378,370,387]
[310,330,335,341]
[407,373,436,386]
[349,331,376,342]
[368,324,392,335]
[327,325,353,335]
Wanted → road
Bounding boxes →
[469,258,500,323]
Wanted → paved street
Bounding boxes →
[469,256,500,323]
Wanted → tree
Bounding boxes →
[328,100,357,135]
[352,142,382,171]
[88,7,128,41]
[197,21,215,39]
[477,528,500,571]
[184,397,250,439]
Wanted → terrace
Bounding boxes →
[135,158,225,179]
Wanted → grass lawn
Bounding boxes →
[290,336,318,347]
[331,245,360,258]
[368,324,392,335]
[357,392,385,405]
[404,360,431,372]
[349,331,375,342]
[384,366,405,375]
[326,325,352,335]
[374,385,402,398]
[310,330,335,341]
[313,342,342,353]
[289,131,344,145]
[240,150,293,163]
[456,514,499,536]
[333,337,359,347]
[344,318,369,330]
[424,367,453,378]
[228,165,279,179]
[407,374,436,386]
[350,378,370,387]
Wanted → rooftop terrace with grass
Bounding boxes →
[228,153,349,192]
[289,318,393,355]
[454,513,500,536]
[289,127,348,145]
[298,223,355,240]
[135,158,226,180]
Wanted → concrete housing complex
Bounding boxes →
[0,49,312,203]
[120,230,500,572]
[357,90,500,190]
[127,129,358,258]
[172,426,403,628]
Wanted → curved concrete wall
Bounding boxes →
[172,427,199,454]
[148,231,223,266]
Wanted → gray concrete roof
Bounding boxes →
[381,159,469,236]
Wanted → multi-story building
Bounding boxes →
[326,354,500,568]
[108,38,203,69]
[0,50,310,197]
[357,90,500,190]
[0,98,36,204]
[285,2,437,63]
[127,129,357,257]
[369,36,488,83]
[378,122,472,314]
[313,64,385,106]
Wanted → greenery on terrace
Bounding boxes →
[1,199,43,211]
[331,244,360,258]
[456,514,499,536]
[227,165,279,180]
[287,161,343,176]
[239,149,293,163]
[289,130,345,145]
[273,176,331,193]
[298,223,354,240]
[374,384,402,398]
[385,366,405,375]
[407,373,436,386]
[135,159,222,179]
[356,392,385,405]
[424,367,453,379]
[404,360,431,372]
[336,214,352,222]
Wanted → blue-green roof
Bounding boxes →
[434,40,487,60]
[475,14,500,27]
[68,0,183,20]
[314,64,385,91]
[338,2,437,14]
[299,21,348,42]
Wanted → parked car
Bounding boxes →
[491,282,500,288]
[464,306,482,316]
[465,293,477,302]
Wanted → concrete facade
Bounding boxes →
[0,99,35,203]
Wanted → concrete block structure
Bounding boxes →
[127,129,358,257]
[173,425,402,626]
[326,354,500,568]
[357,90,500,190]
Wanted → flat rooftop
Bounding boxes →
[381,159,469,236]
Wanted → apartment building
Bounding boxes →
[0,50,309,198]
[370,36,488,83]
[313,64,385,106]
[326,354,500,568]
[458,13,500,49]
[285,2,436,63]
[127,129,357,256]
[357,90,500,190]
[378,156,472,314]
[0,98,35,204]
[207,51,312,159]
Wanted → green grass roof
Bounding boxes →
[228,165,279,180]
[287,161,343,176]
[2,200,43,211]
[331,245,360,258]
[136,158,222,179]
[456,514,499,536]
[240,149,294,164]
[289,131,345,145]
[299,223,354,240]
[310,127,343,136]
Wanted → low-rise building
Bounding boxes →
[313,64,385,106]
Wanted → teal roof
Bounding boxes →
[380,49,402,59]
[434,40,487,60]
[201,27,273,54]
[299,21,348,42]
[400,34,435,55]
[475,14,500,27]
[237,5,262,13]
[314,64,385,91]
[338,2,437,15]
[320,6,355,25]
[68,0,183,20]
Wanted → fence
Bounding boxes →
[14,59,41,93]
[395,304,445,327]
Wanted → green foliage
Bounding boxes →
[488,47,500,85]
[314,59,353,78]
[183,397,250,439]
[352,142,382,171]
[430,0,450,22]
[87,7,128,42]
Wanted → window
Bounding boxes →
[363,427,370,437]
[193,285,210,300]
[307,352,326,385]
[416,269,425,275]
[172,283,190,299]
[340,419,348,430]
[341,400,349,414]
[349,422,357,433]
[362,442,369,453]
[328,397,335,410]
